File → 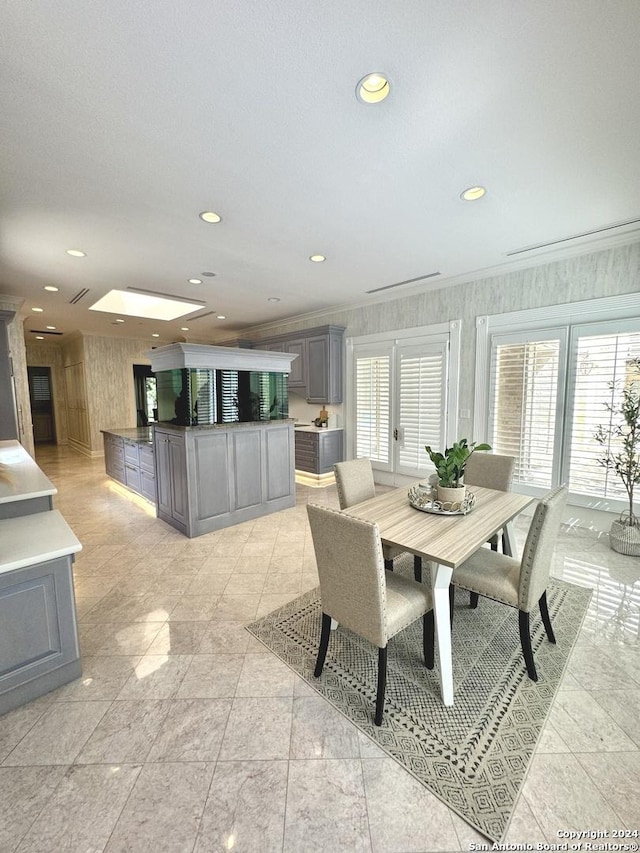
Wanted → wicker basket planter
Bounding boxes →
[609,518,640,557]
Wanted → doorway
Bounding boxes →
[28,366,56,443]
[133,364,157,426]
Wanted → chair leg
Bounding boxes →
[491,538,498,552]
[502,531,508,553]
[448,584,455,627]
[423,610,434,669]
[314,612,332,678]
[384,558,394,572]
[518,610,538,681]
[539,591,556,644]
[375,646,388,726]
[469,592,479,609]
[414,555,422,583]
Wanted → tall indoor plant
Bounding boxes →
[594,358,640,555]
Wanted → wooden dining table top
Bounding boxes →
[346,484,534,568]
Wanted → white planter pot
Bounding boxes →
[609,519,640,556]
[436,484,466,509]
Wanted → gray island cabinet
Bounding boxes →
[154,420,295,537]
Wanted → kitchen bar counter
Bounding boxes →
[101,426,154,445]
[0,439,57,518]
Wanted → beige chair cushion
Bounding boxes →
[450,549,521,607]
[307,504,432,648]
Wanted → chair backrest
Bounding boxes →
[518,484,568,611]
[334,458,376,509]
[307,503,388,647]
[464,452,515,492]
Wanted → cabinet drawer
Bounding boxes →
[140,469,156,502]
[109,462,125,484]
[139,444,154,473]
[294,431,318,447]
[124,441,139,465]
[125,463,141,493]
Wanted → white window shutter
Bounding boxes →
[396,345,447,475]
[355,355,391,464]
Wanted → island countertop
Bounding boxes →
[0,509,82,574]
[101,427,154,445]
[0,440,57,505]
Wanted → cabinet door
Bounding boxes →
[306,335,329,402]
[154,433,173,517]
[286,339,306,386]
[317,430,344,474]
[168,434,187,525]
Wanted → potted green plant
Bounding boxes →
[594,359,640,555]
[425,438,491,506]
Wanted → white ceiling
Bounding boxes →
[2,1,640,345]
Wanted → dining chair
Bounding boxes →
[456,452,516,611]
[449,484,567,681]
[334,458,424,582]
[307,503,434,725]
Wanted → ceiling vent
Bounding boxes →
[29,329,63,335]
[507,217,640,256]
[69,288,90,304]
[125,286,205,306]
[366,271,441,294]
[185,311,216,321]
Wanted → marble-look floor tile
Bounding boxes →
[214,594,260,621]
[218,697,293,761]
[362,756,458,852]
[16,763,141,853]
[75,699,171,764]
[194,760,288,853]
[0,765,67,852]
[521,753,623,842]
[53,655,140,702]
[549,689,636,752]
[147,698,232,762]
[91,621,165,655]
[168,595,220,621]
[198,620,263,654]
[104,762,213,853]
[235,653,296,697]
[185,574,231,596]
[535,719,571,753]
[256,593,297,617]
[147,621,209,654]
[0,695,54,762]
[283,758,371,853]
[502,795,548,846]
[591,688,640,747]
[177,654,245,699]
[568,643,640,691]
[577,751,640,828]
[290,696,361,759]
[3,701,110,766]
[115,653,192,700]
[263,573,302,595]
[223,573,267,595]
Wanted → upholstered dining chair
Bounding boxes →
[307,503,434,725]
[458,452,515,610]
[334,458,424,582]
[449,484,567,681]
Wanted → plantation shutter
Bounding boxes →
[220,371,238,422]
[489,331,566,489]
[567,324,640,501]
[355,353,391,465]
[192,369,216,424]
[396,343,447,475]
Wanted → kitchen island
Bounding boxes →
[102,427,155,502]
[154,419,295,537]
[0,439,57,518]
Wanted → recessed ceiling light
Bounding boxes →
[44,285,59,292]
[217,315,226,320]
[32,307,44,312]
[46,325,56,330]
[89,289,205,321]
[114,318,125,323]
[66,248,86,257]
[151,333,160,338]
[201,271,216,277]
[267,297,280,303]
[199,211,222,224]
[309,254,326,263]
[35,335,44,340]
[356,73,391,104]
[188,278,203,285]
[181,327,189,331]
[460,185,486,201]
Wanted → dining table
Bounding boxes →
[346,483,534,706]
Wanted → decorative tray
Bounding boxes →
[407,485,476,516]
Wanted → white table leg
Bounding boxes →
[330,618,338,631]
[431,562,454,706]
[503,521,517,558]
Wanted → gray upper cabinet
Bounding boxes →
[255,325,345,404]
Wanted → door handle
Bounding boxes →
[393,428,398,441]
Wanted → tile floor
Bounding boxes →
[1,445,639,852]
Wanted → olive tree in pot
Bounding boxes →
[425,438,491,507]
[594,359,640,556]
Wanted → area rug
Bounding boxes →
[246,555,592,842]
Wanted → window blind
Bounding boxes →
[220,371,238,422]
[355,355,390,463]
[568,330,640,500]
[397,348,446,472]
[490,338,560,488]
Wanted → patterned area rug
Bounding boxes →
[246,555,592,842]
